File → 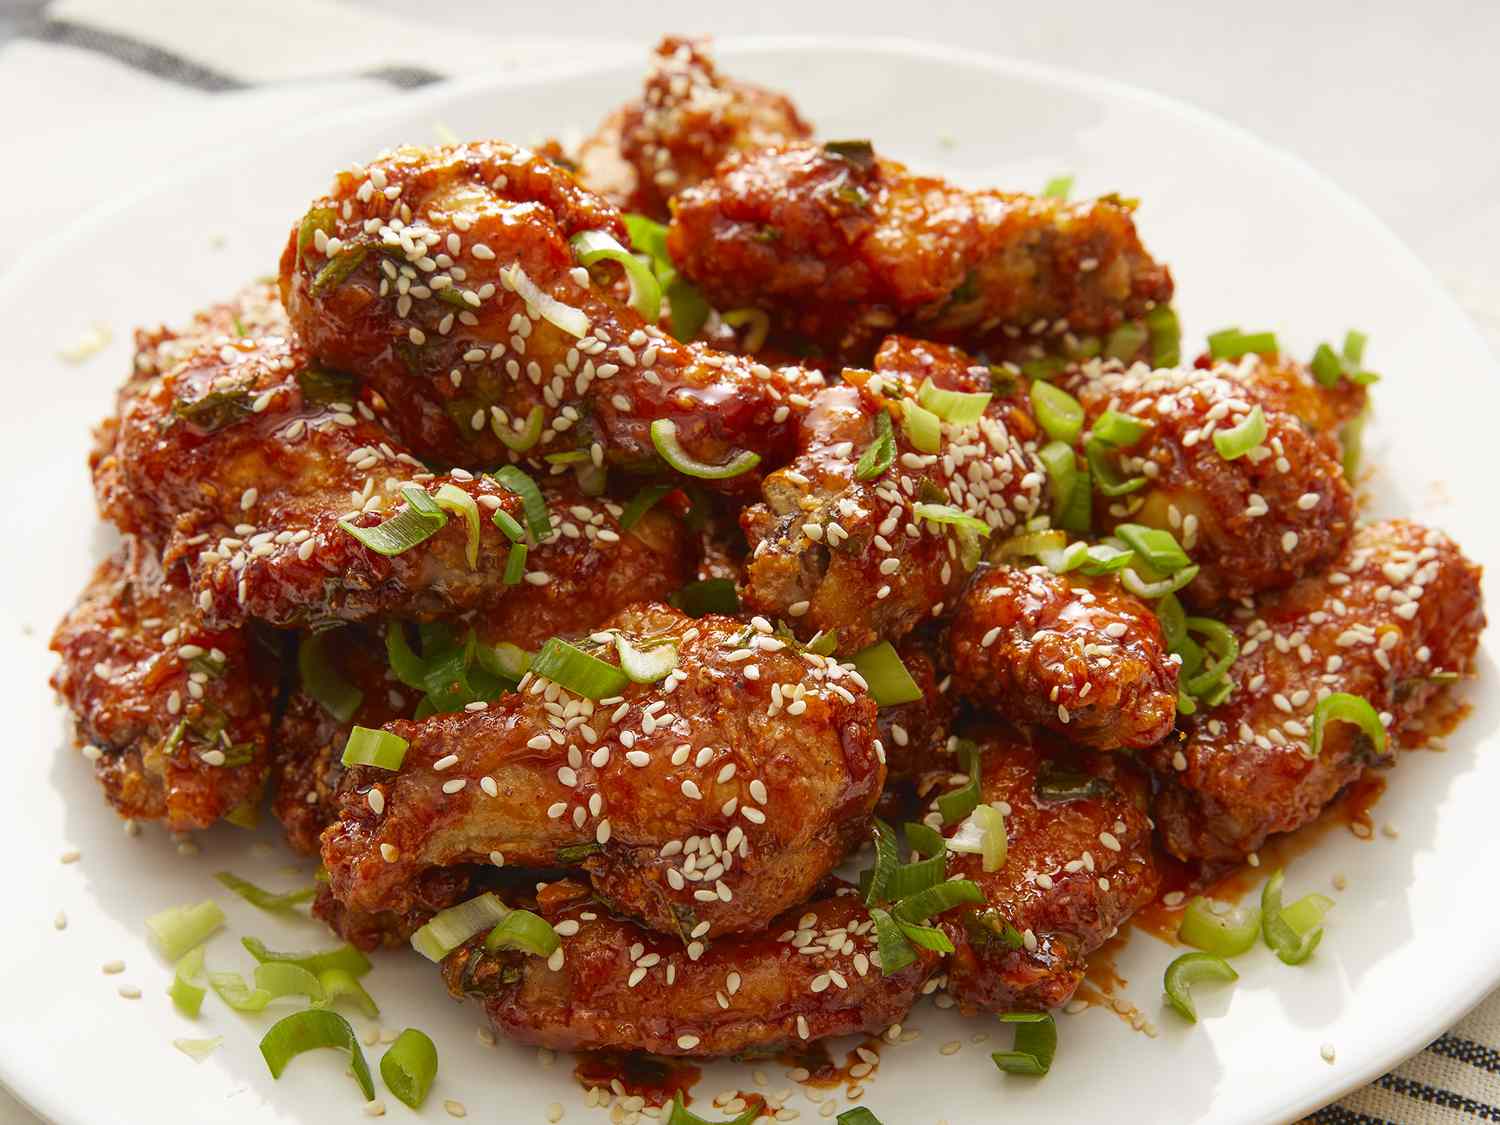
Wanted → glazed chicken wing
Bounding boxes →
[443,878,935,1057]
[666,142,1173,364]
[1145,519,1484,862]
[279,140,823,481]
[740,337,1046,650]
[948,563,1179,751]
[321,605,881,941]
[924,727,1159,1012]
[879,628,958,784]
[50,538,278,831]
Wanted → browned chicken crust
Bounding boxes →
[442,879,935,1057]
[949,564,1179,751]
[279,140,824,482]
[927,727,1158,1012]
[1146,519,1484,862]
[667,143,1173,363]
[879,629,957,783]
[740,337,1045,650]
[50,539,277,831]
[321,605,882,941]
[1064,355,1357,607]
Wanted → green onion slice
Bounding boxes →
[804,630,838,657]
[242,936,372,977]
[1182,617,1239,697]
[722,307,770,352]
[620,483,674,531]
[173,1037,222,1062]
[318,968,379,1018]
[1039,440,1080,529]
[296,207,337,267]
[213,871,316,913]
[669,578,740,617]
[1261,870,1333,965]
[169,946,207,1017]
[936,742,983,825]
[411,892,509,963]
[492,507,525,542]
[531,637,629,700]
[895,918,954,953]
[667,1091,762,1125]
[503,262,589,338]
[614,634,678,684]
[340,725,409,771]
[492,466,551,539]
[147,900,226,962]
[1041,174,1073,200]
[1310,343,1343,388]
[836,1110,883,1125]
[992,1012,1058,1076]
[1207,327,1279,361]
[946,804,1008,872]
[1163,952,1238,1022]
[1114,523,1190,572]
[339,485,448,557]
[1085,438,1148,497]
[380,1028,438,1110]
[1145,305,1182,367]
[917,378,992,425]
[1310,692,1387,758]
[1029,380,1085,444]
[885,853,948,901]
[849,641,924,706]
[901,398,942,454]
[1104,321,1150,363]
[855,410,896,482]
[1077,543,1134,576]
[650,419,760,480]
[502,541,528,585]
[894,879,984,925]
[1178,897,1261,957]
[311,244,368,297]
[997,528,1068,560]
[870,907,917,975]
[432,483,481,569]
[904,821,946,858]
[260,1008,375,1101]
[1092,409,1150,447]
[494,403,543,452]
[571,230,662,323]
[484,909,560,957]
[912,502,992,536]
[862,820,900,906]
[1121,563,1199,600]
[1212,404,1267,461]
[297,631,364,723]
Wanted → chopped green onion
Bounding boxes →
[311,244,368,297]
[870,907,917,975]
[1207,327,1279,361]
[296,207,337,268]
[917,378,992,425]
[1041,174,1073,200]
[620,483,674,531]
[1020,356,1068,381]
[1115,523,1189,572]
[340,725,409,771]
[665,277,711,341]
[996,529,1068,560]
[849,641,923,706]
[1092,410,1150,447]
[571,230,662,323]
[380,1028,438,1110]
[1146,305,1181,367]
[1212,404,1267,460]
[297,365,359,405]
[173,1037,222,1062]
[503,262,588,338]
[478,642,531,682]
[894,918,954,953]
[804,630,838,657]
[502,541,528,585]
[213,871,316,913]
[260,1008,374,1101]
[1163,952,1237,1022]
[836,1111,883,1125]
[484,909,560,957]
[339,485,447,557]
[1260,870,1331,965]
[1310,343,1343,388]
[1310,692,1387,758]
[1157,592,1188,649]
[904,821,946,858]
[614,634,679,684]
[1029,380,1085,444]
[1076,543,1135,575]
[1104,321,1149,362]
[824,138,876,167]
[1121,563,1199,599]
[855,410,896,482]
[242,937,371,977]
[146,900,225,962]
[1182,617,1239,698]
[210,962,324,1013]
[885,853,947,901]
[492,507,525,542]
[1343,330,1367,366]
[411,892,509,963]
[492,466,551,539]
[1178,897,1261,957]
[901,398,942,453]
[1039,440,1080,528]
[545,450,591,466]
[1058,455,1093,534]
[650,419,760,480]
[992,1012,1057,1076]
[946,804,1007,872]
[531,637,629,700]
[169,946,206,1017]
[667,1092,762,1125]
[318,968,379,1018]
[493,404,543,452]
[297,631,364,723]
[1085,438,1148,497]
[863,820,900,906]
[894,879,984,925]
[432,483,481,569]
[912,502,992,536]
[936,741,982,825]
[722,308,770,352]
[669,578,740,617]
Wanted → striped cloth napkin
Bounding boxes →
[2,2,1496,1122]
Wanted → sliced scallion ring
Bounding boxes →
[650,419,761,480]
[884,853,947,901]
[1085,438,1148,496]
[484,909,560,957]
[1182,617,1239,697]
[492,507,525,542]
[917,378,992,425]
[259,1008,375,1101]
[1039,439,1079,527]
[494,404,544,452]
[1212,404,1268,461]
[615,634,679,684]
[936,741,983,825]
[855,410,896,482]
[297,630,364,723]
[173,1037,222,1062]
[411,893,510,963]
[1163,951,1237,1022]
[1310,691,1387,758]
[946,804,1008,872]
[1041,174,1073,200]
[318,968,379,1018]
[863,820,900,906]
[849,641,923,706]
[835,1110,883,1125]
[722,307,770,352]
[169,946,207,1017]
[502,541,528,585]
[912,502,992,536]
[1207,327,1279,361]
[1145,305,1182,367]
[992,1011,1057,1076]
[1260,870,1331,965]
[339,485,448,557]
[146,899,226,962]
[1104,321,1150,363]
[870,906,917,975]
[503,262,589,338]
[620,483,674,531]
[213,871,316,913]
[996,529,1067,560]
[904,821,946,858]
[571,229,662,323]
[1114,523,1190,573]
[492,466,552,540]
[901,398,942,454]
[894,917,954,953]
[893,879,984,925]
[1092,409,1150,447]
[432,483,481,569]
[1077,543,1135,576]
[380,1028,438,1110]
[531,637,629,700]
[340,725,409,771]
[667,1091,762,1125]
[1029,380,1085,444]
[1178,897,1261,957]
[242,936,371,977]
[1121,563,1199,600]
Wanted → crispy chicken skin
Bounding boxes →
[279,140,823,483]
[948,564,1179,751]
[442,879,935,1057]
[1146,520,1484,862]
[582,36,813,219]
[667,143,1173,363]
[93,332,536,629]
[879,629,957,783]
[1064,355,1357,608]
[928,728,1158,1013]
[50,539,277,831]
[740,337,1045,650]
[321,605,881,941]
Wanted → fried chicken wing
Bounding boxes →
[740,337,1045,650]
[1145,519,1484,862]
[880,629,957,783]
[1064,355,1356,607]
[926,727,1159,1012]
[279,141,823,482]
[442,878,935,1057]
[321,605,881,941]
[50,539,277,831]
[948,563,1178,751]
[666,143,1173,363]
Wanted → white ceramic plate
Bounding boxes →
[1,38,1495,1125]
